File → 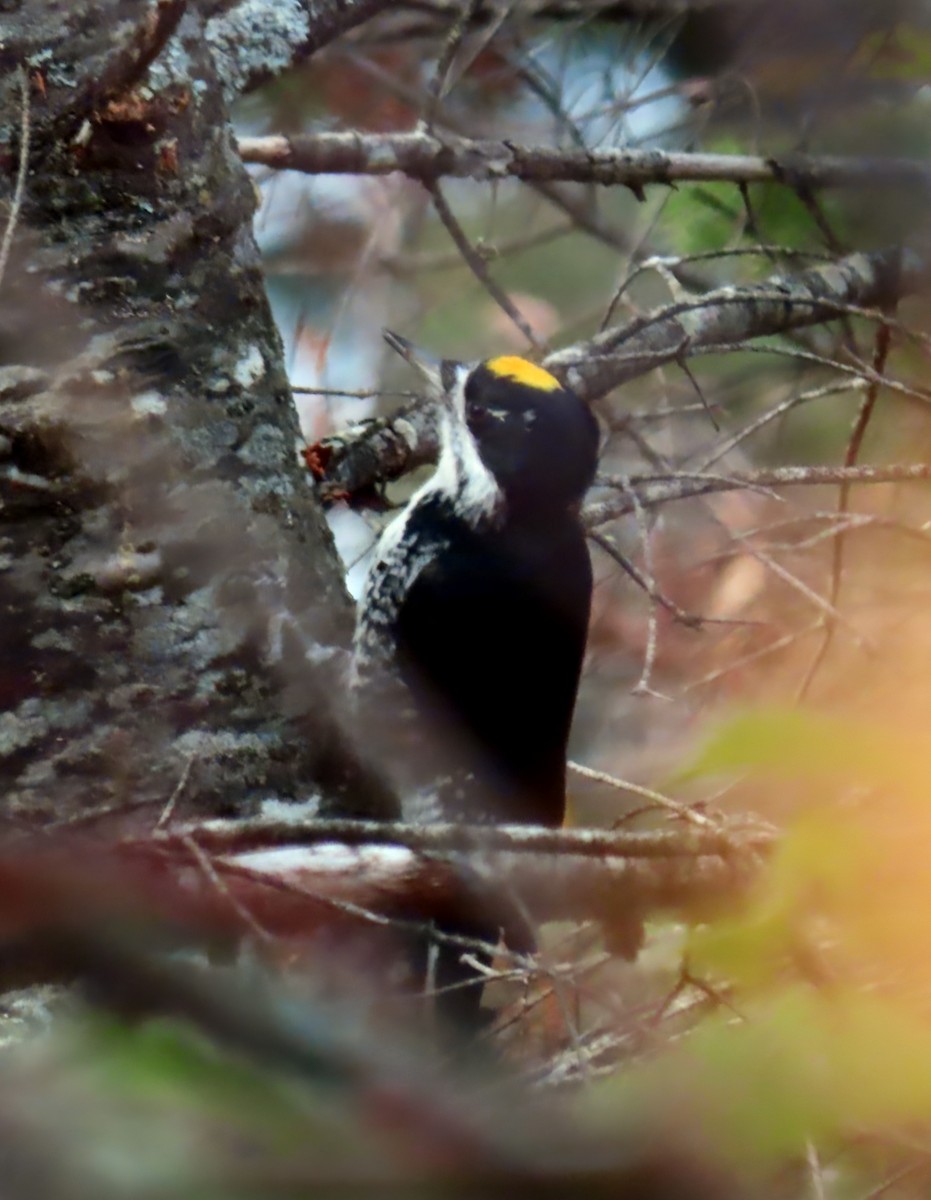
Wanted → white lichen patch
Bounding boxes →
[173,728,268,761]
[165,588,243,667]
[92,549,163,592]
[0,698,49,755]
[233,344,266,388]
[205,0,311,100]
[228,842,414,877]
[31,627,70,651]
[238,422,286,467]
[131,390,168,416]
[258,796,322,823]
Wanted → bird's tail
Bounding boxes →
[427,916,499,1035]
[410,864,538,1040]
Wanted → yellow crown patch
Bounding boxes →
[486,356,561,392]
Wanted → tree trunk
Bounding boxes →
[0,0,354,827]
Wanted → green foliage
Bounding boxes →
[856,25,931,83]
[673,705,919,797]
[612,706,931,1174]
[0,1010,375,1199]
[661,144,849,264]
[627,987,931,1166]
[81,1016,311,1139]
[660,178,741,260]
[688,814,865,991]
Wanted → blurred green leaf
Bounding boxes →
[661,145,849,262]
[673,706,918,794]
[688,813,866,988]
[72,1013,355,1159]
[662,178,741,259]
[594,987,931,1168]
[856,26,931,82]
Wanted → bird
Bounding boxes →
[350,330,599,1034]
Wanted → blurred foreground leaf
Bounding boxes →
[594,986,931,1168]
[674,706,920,796]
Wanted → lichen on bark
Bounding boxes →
[0,1,355,827]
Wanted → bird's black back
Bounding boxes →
[393,494,592,828]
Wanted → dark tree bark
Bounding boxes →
[0,0,359,826]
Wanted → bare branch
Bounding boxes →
[118,816,766,932]
[153,814,771,860]
[238,130,931,192]
[0,810,770,984]
[584,462,931,527]
[311,244,928,500]
[550,249,920,399]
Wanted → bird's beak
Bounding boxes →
[383,329,446,395]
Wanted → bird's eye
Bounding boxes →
[469,403,488,422]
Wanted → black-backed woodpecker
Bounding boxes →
[351,331,599,1032]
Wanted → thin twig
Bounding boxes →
[0,65,31,295]
[798,316,894,699]
[424,178,541,350]
[742,541,869,646]
[155,752,197,831]
[806,1140,827,1200]
[858,1161,928,1200]
[599,191,676,333]
[181,834,273,942]
[698,381,863,474]
[589,528,701,629]
[627,481,666,698]
[688,341,931,410]
[584,462,931,528]
[598,470,783,503]
[678,622,821,695]
[676,353,720,431]
[293,386,417,400]
[383,218,573,275]
[568,761,715,829]
[422,0,483,130]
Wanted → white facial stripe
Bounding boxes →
[449,363,470,417]
[389,363,500,526]
[439,365,501,521]
[362,368,498,589]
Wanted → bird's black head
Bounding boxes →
[461,355,599,516]
[383,331,599,519]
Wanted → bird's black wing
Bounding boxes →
[395,511,592,1034]
[395,513,592,828]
